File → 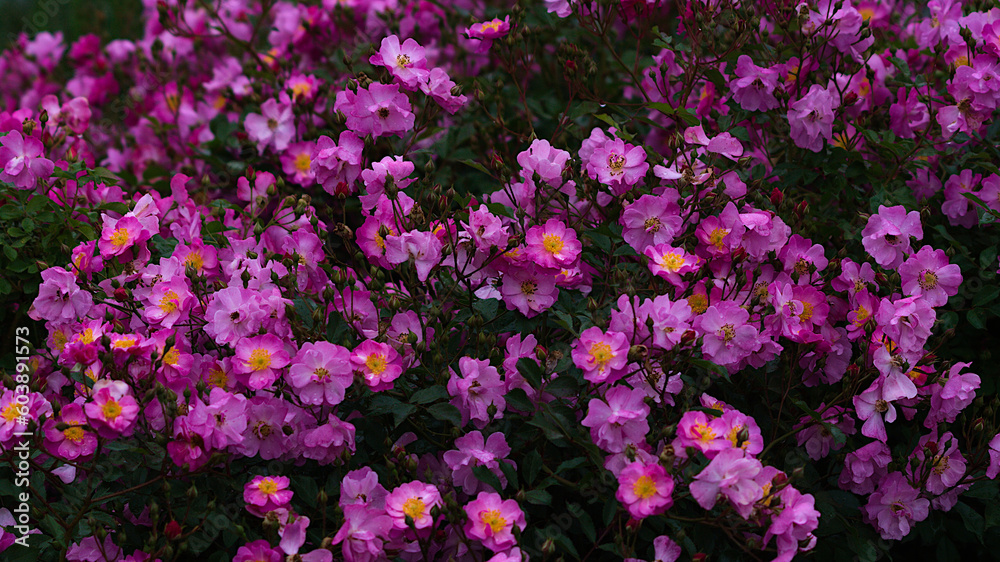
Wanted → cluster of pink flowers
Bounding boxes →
[4,0,1000,561]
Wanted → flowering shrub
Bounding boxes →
[3,0,1000,561]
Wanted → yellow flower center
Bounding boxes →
[208,365,228,387]
[249,349,272,371]
[184,252,204,271]
[799,301,814,322]
[687,293,708,314]
[659,252,685,272]
[853,305,870,326]
[113,337,137,349]
[720,323,736,343]
[213,95,226,110]
[365,354,387,376]
[159,290,180,314]
[78,328,97,344]
[102,399,122,421]
[708,228,727,250]
[294,152,312,173]
[694,423,716,443]
[314,367,330,381]
[402,497,425,520]
[589,342,614,371]
[396,54,412,68]
[258,478,279,495]
[480,509,507,533]
[481,20,502,33]
[542,233,564,254]
[2,403,21,422]
[919,270,938,290]
[53,330,68,351]
[643,216,661,232]
[632,475,657,499]
[110,227,130,247]
[163,348,180,366]
[291,81,312,99]
[520,281,537,295]
[608,153,626,175]
[63,426,85,443]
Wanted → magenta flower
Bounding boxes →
[875,295,934,355]
[301,414,356,465]
[463,492,526,553]
[690,448,763,515]
[447,356,506,428]
[649,295,693,350]
[585,134,649,194]
[332,504,393,562]
[517,138,570,187]
[672,410,729,459]
[287,341,353,406]
[369,35,429,90]
[335,83,415,138]
[384,229,443,282]
[43,402,97,461]
[312,131,364,197]
[525,218,581,270]
[465,17,511,53]
[571,327,629,384]
[244,96,295,154]
[730,55,780,112]
[581,386,650,453]
[235,334,293,390]
[616,460,674,519]
[899,246,962,307]
[839,440,892,495]
[988,433,1000,479]
[443,431,515,495]
[794,405,855,461]
[889,87,930,138]
[29,266,93,323]
[854,378,897,442]
[787,84,837,152]
[98,214,150,258]
[861,205,923,269]
[644,243,701,288]
[764,486,819,562]
[340,467,388,510]
[692,301,761,368]
[863,472,929,540]
[244,475,293,517]
[385,481,442,530]
[500,264,558,318]
[186,387,248,450]
[941,169,982,228]
[350,340,403,392]
[620,193,684,253]
[907,431,966,495]
[234,540,283,562]
[84,380,139,438]
[926,362,980,427]
[138,276,194,329]
[0,130,54,189]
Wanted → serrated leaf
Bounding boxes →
[973,285,1000,307]
[566,503,597,543]
[473,298,499,318]
[505,387,533,412]
[523,489,552,505]
[459,159,493,177]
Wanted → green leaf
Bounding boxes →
[545,375,579,397]
[505,388,533,412]
[427,403,463,427]
[523,489,552,505]
[522,449,542,485]
[472,298,500,318]
[471,465,504,493]
[973,285,1000,308]
[368,395,417,427]
[516,357,543,388]
[410,385,448,404]
[956,501,985,541]
[566,503,597,543]
[459,159,493,177]
[968,308,989,330]
[686,357,731,380]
